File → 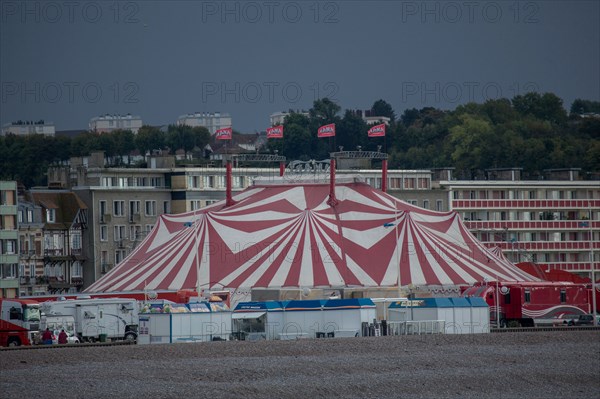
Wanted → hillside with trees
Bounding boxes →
[1,93,598,187]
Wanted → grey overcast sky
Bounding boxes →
[1,0,599,132]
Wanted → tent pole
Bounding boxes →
[590,207,597,318]
[327,158,338,206]
[381,159,388,193]
[395,198,401,298]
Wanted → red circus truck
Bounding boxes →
[0,298,41,346]
[462,282,590,328]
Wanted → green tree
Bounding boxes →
[400,108,420,127]
[338,110,368,152]
[191,126,211,153]
[135,125,166,158]
[111,130,136,164]
[70,132,101,156]
[371,99,396,121]
[309,98,341,125]
[449,114,494,174]
[482,98,517,125]
[512,92,567,125]
[99,133,117,163]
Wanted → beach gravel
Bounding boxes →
[1,331,599,399]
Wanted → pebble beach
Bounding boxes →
[1,331,599,399]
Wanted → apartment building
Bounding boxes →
[441,168,599,276]
[89,114,143,134]
[0,181,19,298]
[47,152,173,287]
[177,112,232,134]
[1,120,55,136]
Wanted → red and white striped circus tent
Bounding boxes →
[86,178,537,294]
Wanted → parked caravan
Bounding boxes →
[40,298,138,342]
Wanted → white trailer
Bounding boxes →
[40,298,139,342]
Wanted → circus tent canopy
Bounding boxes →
[86,179,538,294]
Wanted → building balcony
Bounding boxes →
[20,250,39,257]
[44,248,66,257]
[494,241,599,252]
[452,199,600,210]
[465,220,600,231]
[19,276,33,285]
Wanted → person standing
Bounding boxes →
[58,329,68,344]
[42,328,53,345]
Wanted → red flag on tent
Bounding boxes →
[266,125,284,139]
[368,123,386,137]
[317,123,335,138]
[215,127,232,140]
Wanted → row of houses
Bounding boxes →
[1,155,598,299]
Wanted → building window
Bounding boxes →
[100,226,108,241]
[129,200,141,221]
[115,250,126,264]
[163,201,170,214]
[436,200,443,212]
[114,225,126,241]
[27,209,33,222]
[524,289,531,303]
[101,250,109,271]
[46,209,56,223]
[190,200,201,211]
[145,201,156,216]
[189,175,200,189]
[18,210,23,223]
[113,200,125,217]
[72,262,82,277]
[145,224,154,233]
[1,264,17,278]
[5,240,16,254]
[418,178,429,189]
[204,176,215,188]
[560,289,566,303]
[130,225,142,242]
[404,178,415,189]
[423,200,430,210]
[99,200,107,217]
[71,231,81,250]
[233,176,243,189]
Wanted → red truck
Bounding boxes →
[0,298,41,346]
[463,282,591,328]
